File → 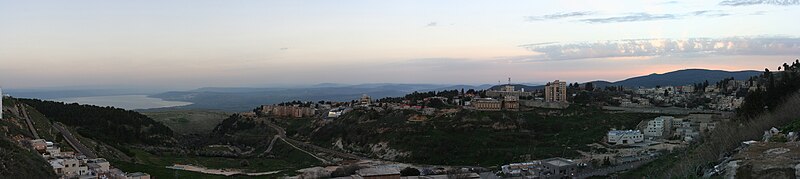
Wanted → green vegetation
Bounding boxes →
[738,60,800,119]
[18,98,174,146]
[143,110,230,134]
[295,106,661,167]
[0,137,56,178]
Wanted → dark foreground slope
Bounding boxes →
[0,97,57,178]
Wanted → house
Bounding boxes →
[607,130,644,145]
[541,158,577,179]
[30,139,47,152]
[644,116,673,138]
[50,158,89,177]
[356,167,401,179]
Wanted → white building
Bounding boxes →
[1,87,3,119]
[607,130,644,145]
[644,116,674,138]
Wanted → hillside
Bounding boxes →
[490,69,760,90]
[150,83,491,111]
[0,97,59,178]
[18,98,175,146]
[142,110,230,134]
[283,106,662,166]
[612,69,760,88]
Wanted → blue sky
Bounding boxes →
[1,0,799,89]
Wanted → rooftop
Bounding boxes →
[356,167,400,176]
[608,130,642,135]
[543,158,576,167]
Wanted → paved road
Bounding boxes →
[262,118,368,161]
[53,122,97,159]
[18,104,40,139]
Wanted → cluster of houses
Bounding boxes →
[28,139,149,179]
[500,157,578,178]
[618,80,755,111]
[469,80,569,111]
[608,114,722,146]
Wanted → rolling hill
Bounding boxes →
[491,69,760,90]
[150,83,493,111]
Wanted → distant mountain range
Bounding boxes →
[490,69,761,90]
[150,83,495,111]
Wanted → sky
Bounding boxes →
[1,0,799,90]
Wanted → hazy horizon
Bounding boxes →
[2,0,799,89]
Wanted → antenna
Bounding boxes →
[508,77,511,85]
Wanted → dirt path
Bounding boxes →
[262,118,368,161]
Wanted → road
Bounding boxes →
[53,122,97,159]
[262,118,368,161]
[18,104,40,139]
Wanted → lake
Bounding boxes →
[53,95,192,110]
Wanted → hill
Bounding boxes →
[282,106,662,166]
[18,98,175,146]
[150,83,492,111]
[0,97,58,178]
[490,69,760,90]
[612,69,760,88]
[141,110,230,135]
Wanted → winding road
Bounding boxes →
[53,122,97,159]
[261,118,368,162]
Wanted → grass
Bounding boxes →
[142,110,230,134]
[120,140,321,178]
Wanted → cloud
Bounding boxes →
[517,37,800,62]
[660,1,681,4]
[525,11,596,21]
[719,0,800,6]
[279,47,289,50]
[579,13,678,23]
[578,10,730,23]
[689,10,731,17]
[750,11,768,15]
[425,22,438,27]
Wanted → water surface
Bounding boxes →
[54,95,192,110]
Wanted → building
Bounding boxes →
[0,87,3,119]
[541,158,577,179]
[486,84,533,97]
[360,94,372,106]
[502,161,543,176]
[471,98,502,111]
[644,116,674,138]
[50,158,89,177]
[356,167,401,179]
[259,105,315,118]
[545,80,567,103]
[30,139,47,152]
[503,95,519,111]
[607,130,644,145]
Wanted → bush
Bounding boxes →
[400,167,420,176]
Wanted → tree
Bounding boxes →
[400,167,421,176]
[585,82,595,91]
